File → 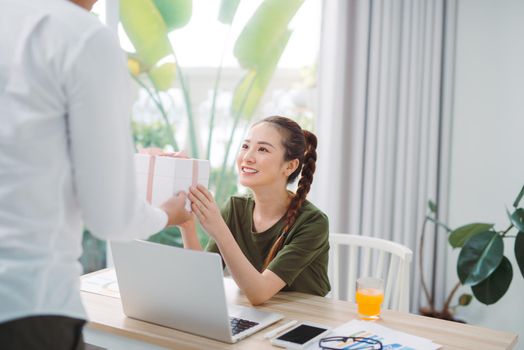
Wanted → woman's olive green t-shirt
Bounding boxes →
[205,195,331,296]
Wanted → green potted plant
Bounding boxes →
[120,0,306,202]
[419,185,524,320]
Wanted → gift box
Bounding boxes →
[134,154,210,211]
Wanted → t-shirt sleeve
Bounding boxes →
[65,27,167,241]
[267,211,329,286]
[205,197,233,254]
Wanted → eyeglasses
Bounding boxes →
[319,336,383,350]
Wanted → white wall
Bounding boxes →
[448,0,524,346]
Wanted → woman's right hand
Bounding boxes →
[176,212,196,231]
[175,206,202,251]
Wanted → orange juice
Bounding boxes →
[355,287,384,320]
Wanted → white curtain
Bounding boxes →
[312,0,457,312]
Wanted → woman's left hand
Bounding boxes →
[188,184,228,240]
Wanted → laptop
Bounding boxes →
[110,239,284,343]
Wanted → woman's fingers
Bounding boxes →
[188,192,202,211]
[191,202,201,216]
[188,188,201,208]
[196,184,214,202]
[190,185,210,207]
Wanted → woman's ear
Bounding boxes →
[284,159,300,177]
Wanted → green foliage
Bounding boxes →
[148,226,183,246]
[120,0,172,69]
[513,185,524,208]
[147,221,209,248]
[233,0,303,69]
[120,0,306,170]
[510,208,524,232]
[218,0,241,24]
[471,256,513,305]
[423,184,524,309]
[149,63,177,91]
[449,223,494,248]
[210,166,238,206]
[457,231,503,285]
[132,120,174,149]
[80,230,106,274]
[153,0,192,30]
[515,231,524,278]
[232,30,292,119]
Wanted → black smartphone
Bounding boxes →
[270,322,330,349]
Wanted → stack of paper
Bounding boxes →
[306,319,440,350]
[80,268,120,299]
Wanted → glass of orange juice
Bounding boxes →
[355,277,384,320]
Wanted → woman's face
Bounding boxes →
[236,123,297,190]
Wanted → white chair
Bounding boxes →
[328,233,413,312]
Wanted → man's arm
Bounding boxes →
[65,27,168,240]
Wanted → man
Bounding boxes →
[0,0,189,348]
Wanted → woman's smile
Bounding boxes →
[240,166,259,175]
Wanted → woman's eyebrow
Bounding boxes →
[256,141,276,149]
[243,139,276,149]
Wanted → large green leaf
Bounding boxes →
[471,256,513,305]
[516,231,524,278]
[149,62,177,91]
[153,0,192,31]
[232,30,291,118]
[513,184,524,208]
[510,208,524,232]
[457,231,504,285]
[449,223,494,248]
[120,0,173,68]
[233,0,304,69]
[218,0,241,24]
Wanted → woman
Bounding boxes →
[179,116,330,305]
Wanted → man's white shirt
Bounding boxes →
[0,0,167,323]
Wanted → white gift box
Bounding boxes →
[134,154,210,211]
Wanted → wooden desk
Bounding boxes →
[80,269,517,350]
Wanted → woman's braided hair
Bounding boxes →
[258,116,318,269]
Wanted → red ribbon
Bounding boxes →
[192,159,198,187]
[146,155,156,204]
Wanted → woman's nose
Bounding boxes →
[243,149,255,163]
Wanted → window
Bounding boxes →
[80,0,321,272]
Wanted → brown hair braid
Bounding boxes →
[257,116,318,269]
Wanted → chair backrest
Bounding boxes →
[328,233,413,312]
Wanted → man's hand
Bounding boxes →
[160,192,192,227]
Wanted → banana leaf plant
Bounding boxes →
[215,0,304,201]
[120,0,305,202]
[419,184,524,320]
[118,0,306,245]
[120,0,196,156]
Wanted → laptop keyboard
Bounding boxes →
[229,317,259,335]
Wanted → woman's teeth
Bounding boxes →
[242,167,258,173]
